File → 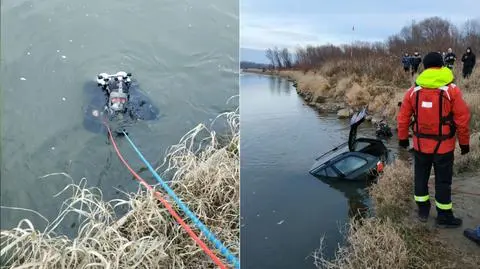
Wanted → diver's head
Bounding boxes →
[111,102,123,111]
[108,89,128,113]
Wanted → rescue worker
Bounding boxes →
[402,52,411,73]
[461,47,476,79]
[444,48,456,70]
[397,52,471,228]
[410,51,422,76]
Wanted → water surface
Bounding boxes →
[1,0,238,236]
[240,73,398,269]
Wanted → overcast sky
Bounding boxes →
[241,0,480,51]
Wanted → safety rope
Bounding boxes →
[121,130,240,269]
[104,122,228,269]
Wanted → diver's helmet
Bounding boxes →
[109,91,128,112]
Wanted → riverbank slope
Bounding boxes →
[244,66,480,268]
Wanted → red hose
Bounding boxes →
[105,123,228,269]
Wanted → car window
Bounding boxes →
[354,141,370,151]
[314,168,327,177]
[325,166,338,177]
[333,156,367,175]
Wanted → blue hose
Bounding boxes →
[122,131,240,268]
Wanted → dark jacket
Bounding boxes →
[402,55,411,67]
[461,49,476,69]
[444,52,456,65]
[411,55,422,67]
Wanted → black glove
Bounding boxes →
[460,144,470,155]
[399,139,409,149]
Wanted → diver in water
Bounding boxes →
[375,120,393,138]
[97,72,134,135]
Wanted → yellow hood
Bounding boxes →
[415,67,454,88]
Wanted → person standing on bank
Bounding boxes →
[461,47,476,79]
[444,48,456,70]
[411,51,422,76]
[397,52,471,228]
[402,52,411,73]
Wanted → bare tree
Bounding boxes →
[280,48,292,68]
[461,19,480,50]
[265,48,275,68]
[262,16,480,71]
[273,47,283,69]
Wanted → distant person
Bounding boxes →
[444,48,456,70]
[397,52,471,228]
[410,52,422,76]
[402,52,411,73]
[461,47,476,79]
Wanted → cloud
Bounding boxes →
[241,10,480,50]
[241,14,350,50]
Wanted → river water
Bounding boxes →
[240,73,399,269]
[0,0,238,236]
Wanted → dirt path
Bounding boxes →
[437,172,480,256]
[421,171,480,257]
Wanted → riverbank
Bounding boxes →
[244,66,480,268]
[0,110,239,269]
[244,65,480,129]
[314,155,480,269]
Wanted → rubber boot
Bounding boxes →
[436,209,462,228]
[417,201,430,223]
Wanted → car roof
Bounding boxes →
[309,150,375,174]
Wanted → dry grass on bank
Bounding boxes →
[454,132,480,174]
[464,91,480,131]
[0,110,239,269]
[299,60,480,268]
[313,159,480,269]
[280,60,480,129]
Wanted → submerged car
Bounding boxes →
[309,108,390,181]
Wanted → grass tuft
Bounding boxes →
[0,110,239,269]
